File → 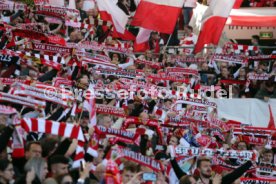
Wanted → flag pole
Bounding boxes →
[158,34,172,62]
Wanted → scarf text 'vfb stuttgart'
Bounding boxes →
[109,147,163,172]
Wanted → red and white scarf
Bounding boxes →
[11,83,73,107]
[21,118,85,141]
[21,118,86,168]
[108,147,163,172]
[240,177,276,184]
[17,50,65,65]
[67,41,104,51]
[175,146,256,161]
[94,125,144,146]
[174,99,217,108]
[247,73,271,81]
[83,86,96,127]
[233,126,276,137]
[32,42,73,55]
[96,104,126,117]
[166,67,199,76]
[53,77,73,87]
[0,92,46,109]
[211,54,246,65]
[95,69,142,79]
[147,73,190,83]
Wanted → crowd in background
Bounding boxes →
[0,0,275,184]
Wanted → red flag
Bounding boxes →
[112,28,136,41]
[83,86,96,127]
[267,104,275,129]
[131,0,185,34]
[194,0,236,54]
[233,0,243,9]
[133,28,151,52]
[96,0,128,34]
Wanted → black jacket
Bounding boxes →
[171,158,252,184]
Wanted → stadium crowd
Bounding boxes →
[0,0,275,184]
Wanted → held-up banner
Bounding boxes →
[0,51,20,66]
[175,146,256,161]
[32,43,73,54]
[109,147,163,172]
[209,99,276,127]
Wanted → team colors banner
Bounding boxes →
[240,178,276,184]
[0,105,18,115]
[227,7,276,27]
[53,77,73,87]
[248,55,276,61]
[209,99,276,127]
[104,45,131,54]
[175,56,206,63]
[95,126,138,140]
[175,99,217,108]
[212,54,246,64]
[0,92,46,109]
[247,73,271,80]
[16,23,46,34]
[242,136,276,148]
[67,41,104,51]
[0,51,20,65]
[131,0,185,34]
[147,73,190,83]
[0,3,26,11]
[96,69,142,79]
[233,126,276,136]
[166,67,199,76]
[109,147,163,172]
[21,118,85,142]
[35,5,79,18]
[12,29,48,42]
[175,147,256,161]
[96,104,126,117]
[32,42,73,54]
[194,0,236,53]
[94,126,144,145]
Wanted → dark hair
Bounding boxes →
[196,157,211,168]
[262,149,274,155]
[185,25,193,31]
[49,155,69,166]
[179,175,195,184]
[252,35,260,43]
[155,151,169,160]
[164,99,172,103]
[0,159,11,171]
[123,162,140,173]
[110,53,122,62]
[25,141,41,151]
[40,137,58,157]
[265,76,275,88]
